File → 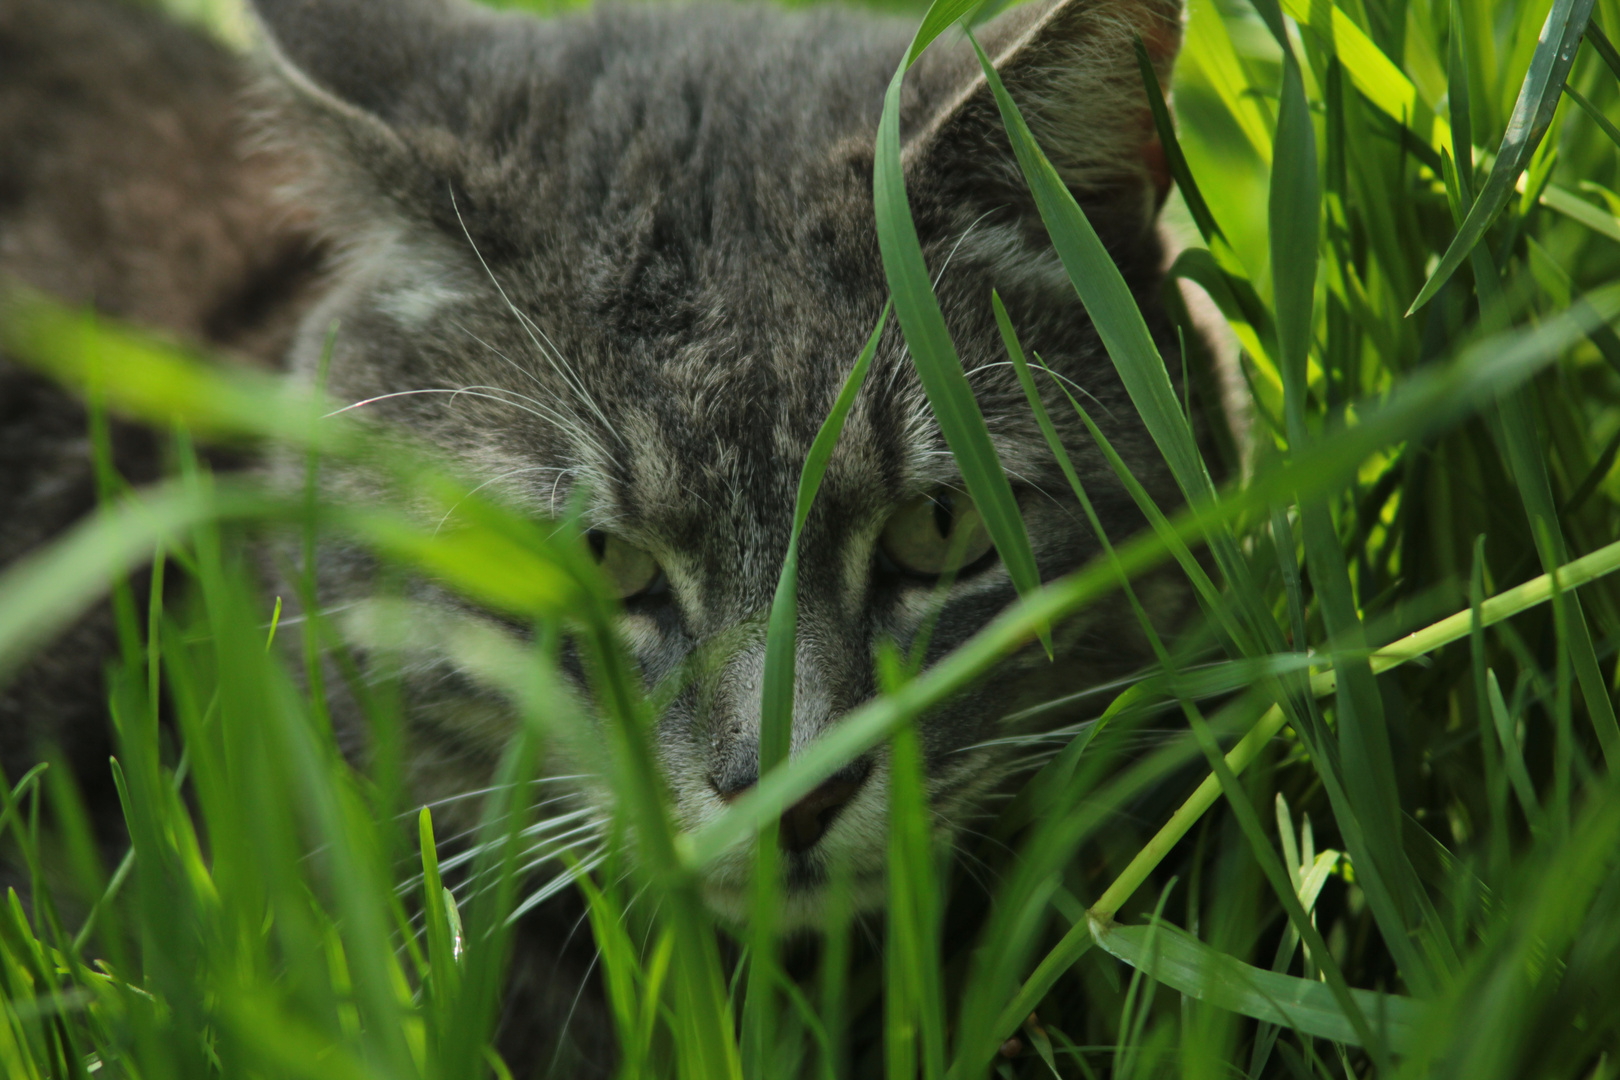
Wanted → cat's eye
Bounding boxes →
[587,531,665,599]
[879,490,995,578]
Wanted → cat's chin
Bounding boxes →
[699,865,887,932]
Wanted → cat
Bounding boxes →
[0,0,326,853]
[1,0,1202,1072]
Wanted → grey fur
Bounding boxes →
[0,0,323,832]
[2,0,1199,1073]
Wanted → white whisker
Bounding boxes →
[932,207,998,290]
[505,852,606,924]
[434,464,559,535]
[451,321,549,396]
[396,774,593,820]
[446,187,622,448]
[324,387,560,430]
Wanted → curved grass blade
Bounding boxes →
[961,24,1296,668]
[1562,83,1620,152]
[1408,0,1597,314]
[964,35,1212,507]
[1090,917,1426,1051]
[872,10,1048,650]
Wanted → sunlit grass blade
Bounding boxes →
[1408,0,1598,312]
[1280,0,1447,152]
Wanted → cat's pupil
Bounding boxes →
[932,494,954,540]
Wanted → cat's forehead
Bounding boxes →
[427,9,900,203]
[276,0,1178,542]
[588,330,921,528]
[443,10,904,315]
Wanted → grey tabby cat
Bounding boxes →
[2,0,1198,1071]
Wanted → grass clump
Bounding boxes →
[7,0,1620,1077]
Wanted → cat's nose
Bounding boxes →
[778,761,870,855]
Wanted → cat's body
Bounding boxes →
[1,0,1199,1072]
[0,0,326,835]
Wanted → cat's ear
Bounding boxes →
[906,0,1182,229]
[244,0,514,246]
[248,0,485,125]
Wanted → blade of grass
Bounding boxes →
[1487,669,1548,835]
[1090,917,1424,1050]
[885,711,946,1080]
[949,540,1620,1073]
[1562,83,1620,151]
[1539,181,1620,242]
[1408,0,1597,313]
[1281,0,1449,152]
[0,481,280,677]
[967,24,1303,690]
[1587,19,1620,79]
[871,10,1047,648]
[1494,388,1620,767]
[1265,0,1452,993]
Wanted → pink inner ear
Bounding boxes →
[1132,14,1182,207]
[1136,18,1183,69]
[1142,137,1172,204]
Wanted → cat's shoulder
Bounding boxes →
[0,0,323,356]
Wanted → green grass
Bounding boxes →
[8,0,1620,1076]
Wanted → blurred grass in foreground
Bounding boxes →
[7,0,1620,1077]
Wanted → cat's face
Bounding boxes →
[257,0,1185,924]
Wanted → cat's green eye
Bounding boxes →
[879,490,995,578]
[588,532,664,599]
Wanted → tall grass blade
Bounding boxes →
[1408,0,1597,313]
[1494,389,1620,767]
[871,12,1046,644]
